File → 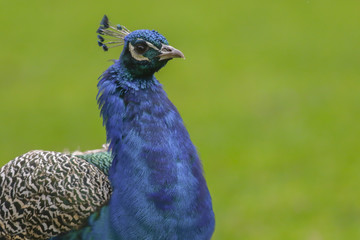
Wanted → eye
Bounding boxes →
[134,42,149,54]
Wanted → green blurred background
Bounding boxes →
[1,0,360,239]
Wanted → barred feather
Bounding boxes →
[0,150,112,240]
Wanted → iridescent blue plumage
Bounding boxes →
[53,18,214,240]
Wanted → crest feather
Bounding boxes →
[96,15,131,51]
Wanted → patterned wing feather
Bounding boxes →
[0,150,112,240]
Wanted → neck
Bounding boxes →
[97,61,215,239]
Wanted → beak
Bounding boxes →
[158,45,185,61]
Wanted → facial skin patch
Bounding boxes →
[129,42,151,61]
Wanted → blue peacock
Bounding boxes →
[0,15,215,240]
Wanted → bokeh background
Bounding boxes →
[1,0,360,239]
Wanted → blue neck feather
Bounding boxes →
[53,60,215,240]
[98,60,215,239]
[97,60,215,239]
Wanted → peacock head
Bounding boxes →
[97,15,185,77]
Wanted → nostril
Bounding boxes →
[162,46,172,52]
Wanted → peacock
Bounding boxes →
[0,15,215,240]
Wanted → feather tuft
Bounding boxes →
[97,35,105,42]
[100,15,110,29]
[96,15,131,52]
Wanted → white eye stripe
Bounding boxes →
[136,38,160,51]
[146,42,160,51]
[129,42,150,62]
[128,40,161,62]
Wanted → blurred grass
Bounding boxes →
[1,0,360,239]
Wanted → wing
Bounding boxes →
[0,150,112,240]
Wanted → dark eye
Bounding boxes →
[134,42,149,54]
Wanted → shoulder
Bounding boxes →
[0,150,112,239]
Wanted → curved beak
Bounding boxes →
[158,44,185,61]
